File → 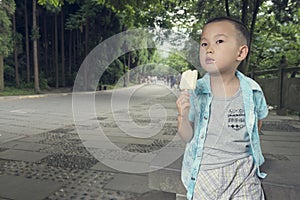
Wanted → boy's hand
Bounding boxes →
[176,90,190,119]
[176,91,194,142]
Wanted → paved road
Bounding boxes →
[0,83,180,200]
[2,84,299,200]
[0,83,177,144]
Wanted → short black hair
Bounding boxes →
[204,16,250,46]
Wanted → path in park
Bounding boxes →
[0,83,300,200]
[0,83,180,200]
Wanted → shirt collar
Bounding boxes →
[236,70,262,91]
[194,70,262,96]
[195,73,211,95]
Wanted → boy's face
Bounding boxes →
[199,21,247,75]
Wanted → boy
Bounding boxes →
[176,16,268,200]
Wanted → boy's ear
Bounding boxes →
[237,45,249,61]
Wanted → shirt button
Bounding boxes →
[204,116,208,120]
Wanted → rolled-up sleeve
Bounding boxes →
[255,91,269,120]
[188,92,195,122]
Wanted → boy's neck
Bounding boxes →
[209,70,240,98]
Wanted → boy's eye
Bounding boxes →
[201,42,207,47]
[216,40,224,44]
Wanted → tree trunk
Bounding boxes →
[225,0,230,16]
[85,22,88,56]
[238,0,250,74]
[68,30,72,80]
[0,55,4,91]
[83,24,88,90]
[55,13,59,88]
[123,55,127,87]
[241,0,248,25]
[13,13,20,87]
[25,0,30,83]
[127,52,130,84]
[43,15,49,76]
[239,0,262,74]
[61,12,65,87]
[74,30,78,70]
[33,0,40,93]
[51,19,55,78]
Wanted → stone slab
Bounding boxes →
[149,158,186,195]
[133,153,157,163]
[149,155,300,200]
[261,142,300,155]
[0,149,49,162]
[262,182,300,200]
[18,133,48,143]
[101,159,151,174]
[107,136,154,145]
[104,173,151,194]
[81,134,154,146]
[0,175,62,200]
[90,162,120,173]
[82,140,125,149]
[0,141,50,151]
[150,147,185,169]
[260,135,300,142]
[135,190,176,200]
[0,126,43,136]
[176,194,186,200]
[261,158,300,186]
[0,131,25,144]
[262,131,300,137]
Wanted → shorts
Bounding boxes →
[193,156,265,200]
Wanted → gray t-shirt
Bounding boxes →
[200,88,251,171]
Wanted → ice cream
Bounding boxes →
[179,69,198,90]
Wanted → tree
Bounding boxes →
[190,0,264,73]
[32,0,40,93]
[251,0,300,70]
[3,0,296,92]
[186,0,299,73]
[0,0,15,91]
[61,11,65,87]
[24,0,31,83]
[13,11,20,87]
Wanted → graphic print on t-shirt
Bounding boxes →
[227,108,245,131]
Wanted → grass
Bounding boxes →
[1,82,140,97]
[0,87,35,96]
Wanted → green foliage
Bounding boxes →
[37,0,78,7]
[30,26,40,40]
[0,86,34,96]
[100,58,123,85]
[3,0,299,92]
[4,63,15,85]
[161,49,190,72]
[251,1,300,70]
[182,0,299,72]
[38,0,62,7]
[0,0,16,57]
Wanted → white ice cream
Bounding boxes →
[179,70,198,90]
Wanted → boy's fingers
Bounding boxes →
[176,97,190,116]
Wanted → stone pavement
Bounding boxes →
[149,110,300,200]
[0,85,180,200]
[259,111,300,200]
[1,85,300,200]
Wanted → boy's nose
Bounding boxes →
[206,46,213,54]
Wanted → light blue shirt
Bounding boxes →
[181,71,269,200]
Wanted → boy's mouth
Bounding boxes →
[205,57,215,64]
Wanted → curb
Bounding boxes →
[0,92,71,101]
